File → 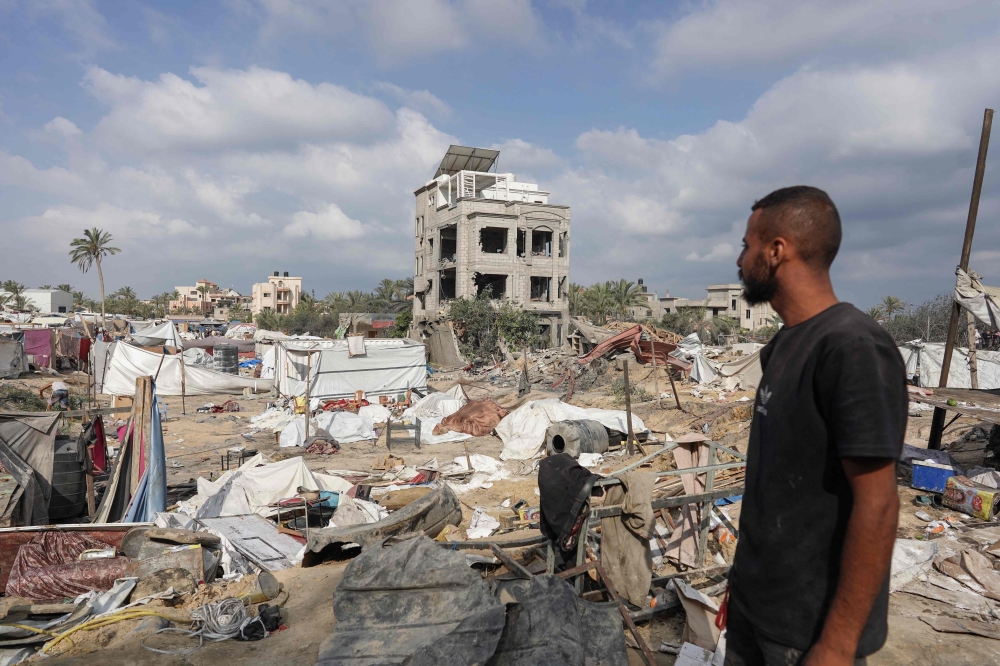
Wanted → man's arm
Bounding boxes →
[803,458,898,666]
[38,382,52,398]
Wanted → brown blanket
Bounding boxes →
[433,400,509,437]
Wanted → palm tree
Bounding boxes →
[69,228,120,324]
[568,283,585,317]
[583,282,614,324]
[866,306,884,321]
[113,286,137,300]
[56,284,73,294]
[196,285,210,314]
[609,279,646,321]
[0,282,31,312]
[880,295,904,320]
[38,284,52,290]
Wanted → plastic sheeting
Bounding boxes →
[101,343,267,396]
[402,385,467,421]
[717,351,763,391]
[187,454,353,518]
[0,412,59,526]
[954,266,1000,329]
[496,398,650,460]
[279,411,376,447]
[898,341,1000,389]
[130,320,184,348]
[260,345,276,379]
[124,389,167,522]
[0,335,25,379]
[273,338,428,400]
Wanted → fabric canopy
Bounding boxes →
[130,321,184,349]
[273,338,428,400]
[496,398,651,460]
[22,329,54,368]
[101,343,267,396]
[954,266,1000,329]
[717,350,763,391]
[898,340,1000,389]
[0,334,25,379]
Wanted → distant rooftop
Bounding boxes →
[435,145,499,178]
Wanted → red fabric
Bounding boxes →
[79,337,91,361]
[90,417,108,473]
[6,532,129,600]
[23,329,53,368]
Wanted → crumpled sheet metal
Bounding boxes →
[307,484,462,555]
[316,535,505,666]
[6,531,129,600]
[490,574,627,666]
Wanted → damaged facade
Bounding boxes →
[412,146,571,350]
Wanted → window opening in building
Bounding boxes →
[732,298,737,310]
[530,276,551,301]
[531,229,552,257]
[746,309,751,319]
[479,227,508,254]
[440,225,457,262]
[517,229,526,257]
[559,232,567,257]
[474,273,507,299]
[440,268,457,300]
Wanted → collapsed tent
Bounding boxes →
[898,340,1000,389]
[716,350,763,391]
[129,321,184,349]
[0,333,26,378]
[279,411,376,448]
[273,338,428,400]
[184,454,353,519]
[101,343,267,396]
[0,412,61,526]
[496,398,650,460]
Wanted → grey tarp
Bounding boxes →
[307,483,462,555]
[489,575,627,666]
[898,341,1000,389]
[0,412,60,526]
[0,334,26,379]
[954,266,1000,329]
[183,338,256,353]
[316,535,506,666]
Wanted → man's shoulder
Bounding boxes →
[816,303,896,348]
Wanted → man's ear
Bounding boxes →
[768,236,788,268]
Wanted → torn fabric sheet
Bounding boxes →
[954,266,1000,329]
[663,441,709,568]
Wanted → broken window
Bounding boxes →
[530,276,551,302]
[558,232,567,257]
[440,225,457,263]
[440,269,456,300]
[731,298,737,310]
[479,227,507,254]
[474,273,507,299]
[532,229,552,257]
[517,229,526,257]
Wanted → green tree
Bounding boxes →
[567,283,585,317]
[609,279,647,321]
[866,306,884,321]
[56,283,73,293]
[390,310,413,338]
[880,295,905,320]
[69,228,120,324]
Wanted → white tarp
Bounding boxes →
[130,321,184,348]
[496,398,652,460]
[690,354,720,385]
[274,338,427,400]
[0,336,25,379]
[185,454,353,518]
[401,385,467,421]
[182,347,214,367]
[898,341,1000,389]
[279,411,376,447]
[226,323,257,339]
[102,343,267,396]
[717,351,763,391]
[954,266,1000,329]
[260,346,276,379]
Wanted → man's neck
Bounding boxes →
[770,265,840,327]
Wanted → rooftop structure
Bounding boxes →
[252,271,302,316]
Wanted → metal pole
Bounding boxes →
[968,310,980,390]
[304,351,311,441]
[623,360,635,455]
[930,108,993,449]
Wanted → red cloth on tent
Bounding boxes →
[23,329,53,368]
[5,532,129,600]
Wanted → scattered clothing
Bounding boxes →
[600,470,655,607]
[433,399,509,437]
[538,454,599,552]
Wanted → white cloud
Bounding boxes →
[43,117,81,137]
[686,243,735,262]
[490,139,562,178]
[374,82,452,119]
[647,0,987,79]
[85,65,395,154]
[284,203,365,240]
[25,0,116,57]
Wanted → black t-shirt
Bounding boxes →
[730,303,906,656]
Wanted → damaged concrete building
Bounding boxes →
[412,146,570,363]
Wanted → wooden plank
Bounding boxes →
[60,406,133,419]
[591,487,744,519]
[699,445,717,566]
[594,563,656,666]
[555,561,596,580]
[491,543,533,579]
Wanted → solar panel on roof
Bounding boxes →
[434,145,499,178]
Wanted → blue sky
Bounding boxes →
[3,0,1000,310]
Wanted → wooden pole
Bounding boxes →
[304,351,312,441]
[651,339,661,409]
[623,359,635,456]
[930,108,993,449]
[85,444,96,520]
[668,366,683,412]
[968,310,980,390]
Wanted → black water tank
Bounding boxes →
[50,436,87,520]
[214,343,239,375]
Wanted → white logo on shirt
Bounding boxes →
[757,385,771,416]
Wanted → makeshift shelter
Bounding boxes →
[0,333,26,378]
[954,267,1000,328]
[58,329,90,369]
[0,412,61,526]
[92,340,115,394]
[716,350,763,391]
[183,337,256,356]
[129,321,184,349]
[22,329,55,369]
[101,343,267,396]
[898,341,1000,389]
[225,323,257,339]
[273,338,428,400]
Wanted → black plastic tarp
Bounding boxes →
[316,535,506,666]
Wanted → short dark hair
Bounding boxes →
[751,186,841,268]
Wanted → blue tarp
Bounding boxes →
[124,387,167,522]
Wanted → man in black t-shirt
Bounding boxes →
[726,187,906,666]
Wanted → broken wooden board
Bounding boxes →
[921,615,1000,640]
[936,555,987,595]
[198,514,303,571]
[962,549,1000,601]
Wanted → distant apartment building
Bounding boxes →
[411,145,570,346]
[6,289,74,314]
[170,280,249,318]
[251,272,302,315]
[629,279,776,332]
